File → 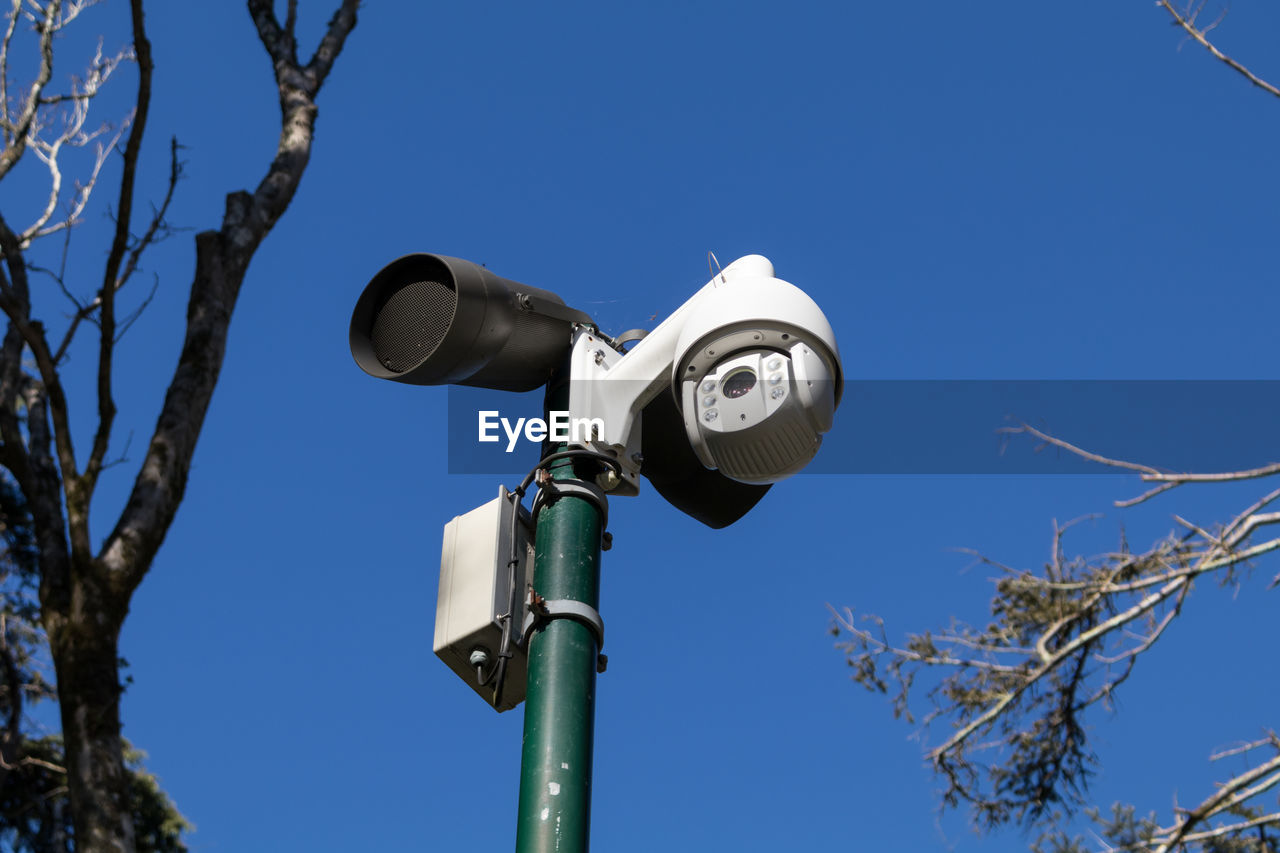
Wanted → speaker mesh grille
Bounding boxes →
[370,279,456,372]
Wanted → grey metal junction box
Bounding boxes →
[434,486,534,711]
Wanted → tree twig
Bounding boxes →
[1158,0,1280,100]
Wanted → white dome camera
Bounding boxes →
[558,254,842,524]
[672,269,841,484]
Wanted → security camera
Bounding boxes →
[350,252,844,724]
[567,254,842,500]
[670,263,841,484]
[680,342,838,484]
[349,251,842,527]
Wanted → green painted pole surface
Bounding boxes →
[515,380,604,853]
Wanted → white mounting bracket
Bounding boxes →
[564,255,780,496]
[565,329,647,496]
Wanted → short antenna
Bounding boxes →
[707,251,726,285]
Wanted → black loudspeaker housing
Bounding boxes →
[350,254,589,392]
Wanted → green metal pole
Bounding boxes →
[515,377,604,853]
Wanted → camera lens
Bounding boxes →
[722,368,757,399]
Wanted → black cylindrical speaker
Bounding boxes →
[349,254,587,392]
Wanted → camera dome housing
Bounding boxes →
[672,273,842,484]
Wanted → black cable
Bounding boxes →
[491,656,509,708]
[491,502,521,707]
[489,448,621,708]
[515,448,624,497]
[491,490,521,709]
[475,660,497,687]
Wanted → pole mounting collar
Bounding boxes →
[519,598,605,652]
[531,473,609,530]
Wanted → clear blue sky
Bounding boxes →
[14,1,1280,850]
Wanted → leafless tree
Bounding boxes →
[832,10,1280,850]
[0,1,358,849]
[833,450,1280,850]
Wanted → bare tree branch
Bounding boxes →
[1151,744,1280,852]
[20,38,134,245]
[304,0,357,87]
[82,0,151,499]
[1162,813,1280,850]
[1159,0,1280,101]
[1008,423,1280,507]
[115,136,181,294]
[0,0,58,181]
[99,0,359,595]
[0,2,21,141]
[839,420,1280,847]
[0,214,82,512]
[44,136,177,369]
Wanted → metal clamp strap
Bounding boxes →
[520,598,605,650]
[612,328,649,347]
[515,291,594,327]
[531,474,609,530]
